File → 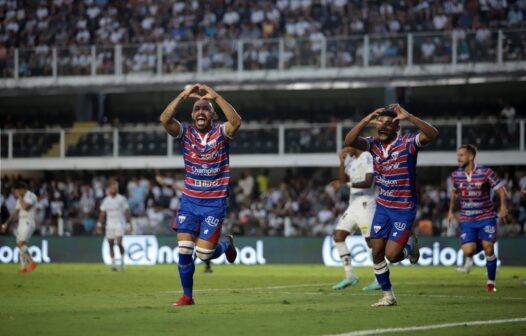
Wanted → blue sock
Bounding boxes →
[403,237,413,259]
[210,239,230,260]
[486,254,497,282]
[178,253,195,297]
[374,261,392,291]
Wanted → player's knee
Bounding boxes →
[333,231,347,242]
[178,241,195,255]
[195,246,215,261]
[484,245,494,256]
[384,250,400,262]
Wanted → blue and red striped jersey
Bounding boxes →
[365,133,422,209]
[451,165,503,222]
[176,123,230,207]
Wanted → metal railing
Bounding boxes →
[1,29,525,80]
[1,120,524,159]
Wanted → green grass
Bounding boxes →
[1,264,525,336]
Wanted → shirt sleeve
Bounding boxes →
[364,136,374,152]
[450,173,458,191]
[406,133,423,154]
[486,168,504,190]
[23,192,36,206]
[174,123,186,140]
[220,123,232,140]
[362,152,374,174]
[121,196,130,210]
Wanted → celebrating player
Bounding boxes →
[332,146,380,291]
[160,83,241,306]
[344,103,439,307]
[447,144,507,292]
[1,181,38,273]
[96,180,132,272]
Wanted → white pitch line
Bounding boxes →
[160,282,334,294]
[327,316,526,336]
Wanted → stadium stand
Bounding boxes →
[1,169,525,238]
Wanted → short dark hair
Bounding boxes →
[378,108,397,119]
[459,144,477,157]
[14,181,28,189]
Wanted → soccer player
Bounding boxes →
[160,83,241,306]
[344,103,439,307]
[96,180,132,272]
[332,146,381,291]
[447,144,508,292]
[1,181,38,273]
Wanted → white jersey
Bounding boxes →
[100,194,129,229]
[16,190,37,224]
[344,151,375,199]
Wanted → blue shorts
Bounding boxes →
[460,217,497,245]
[370,204,416,246]
[172,200,226,245]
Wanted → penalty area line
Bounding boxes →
[326,316,526,336]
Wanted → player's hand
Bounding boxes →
[363,107,384,124]
[390,103,411,122]
[0,223,7,233]
[197,84,219,100]
[182,84,200,99]
[499,206,508,224]
[95,222,103,235]
[330,180,343,190]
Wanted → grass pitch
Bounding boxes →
[1,264,525,336]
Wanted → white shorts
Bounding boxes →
[335,196,376,238]
[16,221,35,242]
[106,226,125,240]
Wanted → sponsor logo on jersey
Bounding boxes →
[191,166,221,175]
[204,216,220,227]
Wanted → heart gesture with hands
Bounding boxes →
[186,84,219,100]
[389,103,412,122]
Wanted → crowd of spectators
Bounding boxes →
[1,168,525,238]
[1,0,525,76]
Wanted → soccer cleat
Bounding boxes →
[408,233,420,264]
[456,266,470,273]
[332,277,359,290]
[362,282,382,291]
[487,284,497,292]
[19,268,28,273]
[224,235,237,263]
[27,261,37,272]
[371,294,397,307]
[173,295,195,307]
[111,266,117,272]
[120,263,125,272]
[204,266,213,273]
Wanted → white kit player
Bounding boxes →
[332,147,381,291]
[96,180,132,271]
[1,181,38,273]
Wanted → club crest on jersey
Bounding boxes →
[391,151,399,160]
[373,225,381,233]
[178,215,186,223]
[460,233,466,240]
[394,221,406,231]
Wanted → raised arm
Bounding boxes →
[160,84,200,138]
[390,104,439,146]
[338,150,350,184]
[199,84,242,138]
[343,108,384,150]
